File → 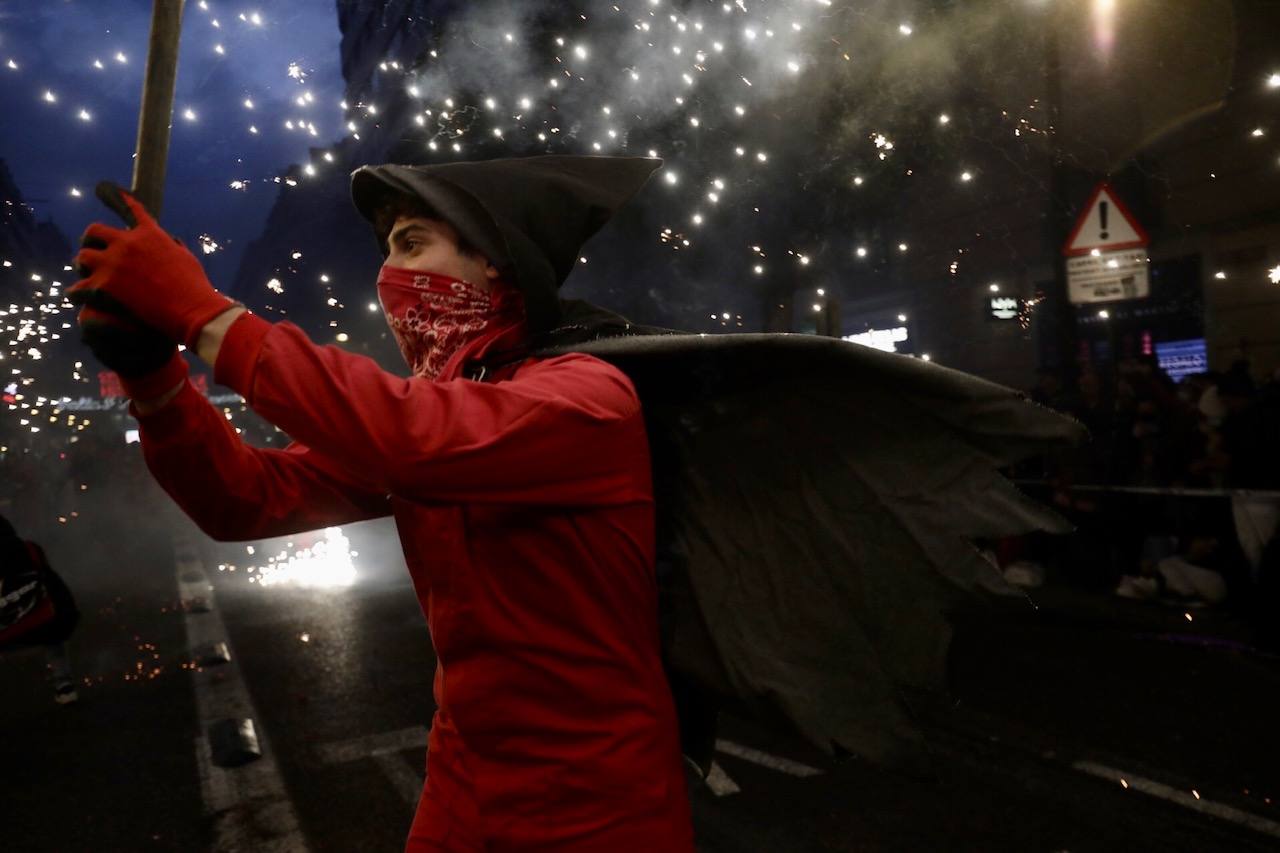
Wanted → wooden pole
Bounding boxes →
[130,0,186,218]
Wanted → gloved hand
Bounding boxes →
[72,184,189,400]
[77,303,190,400]
[67,182,241,350]
[78,302,173,375]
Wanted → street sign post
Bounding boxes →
[1063,183,1150,305]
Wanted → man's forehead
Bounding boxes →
[389,215,451,236]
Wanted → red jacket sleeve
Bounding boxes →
[131,378,392,542]
[212,311,649,508]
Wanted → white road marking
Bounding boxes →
[705,761,742,797]
[714,739,824,778]
[316,725,427,764]
[1073,760,1280,840]
[316,725,427,808]
[177,538,308,852]
[315,727,823,806]
[374,753,428,806]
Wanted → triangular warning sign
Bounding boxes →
[1063,183,1148,256]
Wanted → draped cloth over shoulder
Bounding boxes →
[531,324,1085,773]
[348,154,1085,774]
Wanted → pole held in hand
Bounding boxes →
[131,0,186,218]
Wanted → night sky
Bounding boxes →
[0,0,345,283]
[0,0,1272,446]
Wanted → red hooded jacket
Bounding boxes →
[130,309,694,851]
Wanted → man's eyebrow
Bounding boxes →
[388,222,434,244]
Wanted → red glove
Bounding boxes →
[77,304,190,400]
[67,183,241,350]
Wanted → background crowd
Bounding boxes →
[1002,355,1280,638]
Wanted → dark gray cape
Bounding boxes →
[351,157,1084,774]
[536,317,1083,774]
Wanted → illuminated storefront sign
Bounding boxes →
[1155,338,1207,382]
[843,326,909,353]
[58,390,241,412]
[99,370,208,400]
[989,296,1020,320]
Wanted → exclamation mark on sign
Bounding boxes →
[1099,200,1110,241]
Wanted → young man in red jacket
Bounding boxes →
[69,157,695,851]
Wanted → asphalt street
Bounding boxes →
[5,513,1279,852]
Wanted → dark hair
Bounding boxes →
[372,193,482,258]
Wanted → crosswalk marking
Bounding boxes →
[714,739,824,777]
[315,727,824,805]
[705,761,742,797]
[1072,760,1280,839]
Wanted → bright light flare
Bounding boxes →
[250,528,358,589]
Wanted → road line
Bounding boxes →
[715,739,824,778]
[317,727,823,802]
[316,725,427,764]
[704,761,741,797]
[374,753,427,806]
[176,537,308,852]
[1072,760,1280,839]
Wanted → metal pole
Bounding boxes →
[130,0,186,218]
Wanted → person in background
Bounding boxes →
[0,514,80,704]
[1218,363,1280,586]
[1029,366,1071,412]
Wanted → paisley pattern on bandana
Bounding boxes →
[377,266,522,380]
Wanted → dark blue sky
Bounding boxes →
[0,0,346,282]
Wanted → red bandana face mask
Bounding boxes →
[376,265,520,380]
